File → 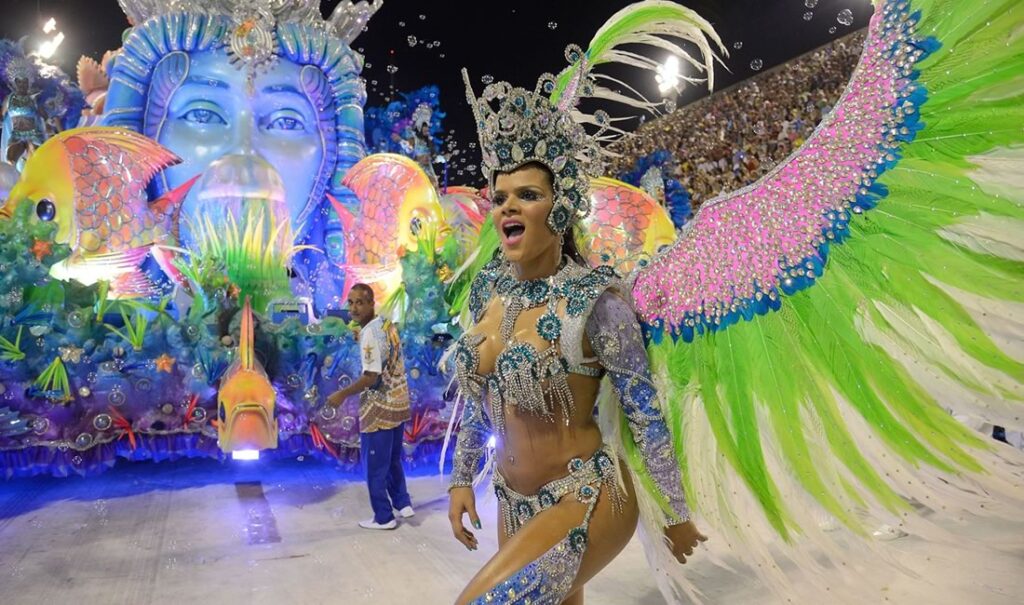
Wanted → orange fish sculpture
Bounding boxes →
[217,297,278,454]
[3,127,198,296]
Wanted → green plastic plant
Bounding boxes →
[187,204,312,313]
[104,297,170,351]
[34,356,71,403]
[0,326,25,362]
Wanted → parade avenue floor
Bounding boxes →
[1,457,1022,604]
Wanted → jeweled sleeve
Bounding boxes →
[585,290,691,524]
[449,391,491,489]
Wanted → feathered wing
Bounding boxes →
[628,0,1024,598]
[550,0,725,128]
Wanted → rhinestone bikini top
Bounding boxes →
[451,259,619,435]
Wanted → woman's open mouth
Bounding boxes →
[500,219,526,246]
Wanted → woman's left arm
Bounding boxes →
[584,290,691,525]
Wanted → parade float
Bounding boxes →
[0,0,677,478]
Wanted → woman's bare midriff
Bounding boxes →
[490,373,605,495]
[470,296,610,495]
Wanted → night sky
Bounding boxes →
[2,0,871,179]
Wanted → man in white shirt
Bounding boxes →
[327,284,413,530]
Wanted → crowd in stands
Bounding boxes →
[611,31,867,207]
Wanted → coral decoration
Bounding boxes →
[108,406,137,451]
[30,239,53,261]
[309,423,340,459]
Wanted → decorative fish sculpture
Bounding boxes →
[328,153,445,299]
[217,296,278,453]
[4,127,198,297]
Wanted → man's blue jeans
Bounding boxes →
[360,423,412,524]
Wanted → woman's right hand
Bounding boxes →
[448,486,481,551]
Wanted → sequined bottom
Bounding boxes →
[470,445,624,605]
[8,126,42,144]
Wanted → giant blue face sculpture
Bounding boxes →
[149,49,330,242]
[101,8,369,310]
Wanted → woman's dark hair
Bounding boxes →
[493,161,588,266]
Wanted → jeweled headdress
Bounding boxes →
[411,102,432,129]
[463,45,606,234]
[464,0,725,234]
[3,56,34,85]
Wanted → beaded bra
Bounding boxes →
[451,258,619,435]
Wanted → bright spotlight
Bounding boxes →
[232,449,260,461]
[655,56,681,94]
[36,32,65,59]
[43,18,57,34]
[486,435,496,448]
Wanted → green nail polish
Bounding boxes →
[473,520,482,529]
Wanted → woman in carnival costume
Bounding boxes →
[1,58,45,165]
[446,0,1024,603]
[411,102,440,188]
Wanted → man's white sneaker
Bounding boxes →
[396,506,415,519]
[358,518,397,530]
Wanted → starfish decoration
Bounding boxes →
[154,353,176,373]
[31,239,53,261]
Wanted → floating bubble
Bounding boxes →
[837,9,854,26]
[398,21,405,27]
[481,74,494,84]
[805,0,818,8]
[803,11,814,21]
[407,35,418,47]
[364,61,371,68]
[439,53,445,58]
[829,26,837,34]
[386,64,398,74]
[733,41,743,50]
[548,22,558,30]
[419,14,426,20]
[750,58,763,71]
[664,98,677,113]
